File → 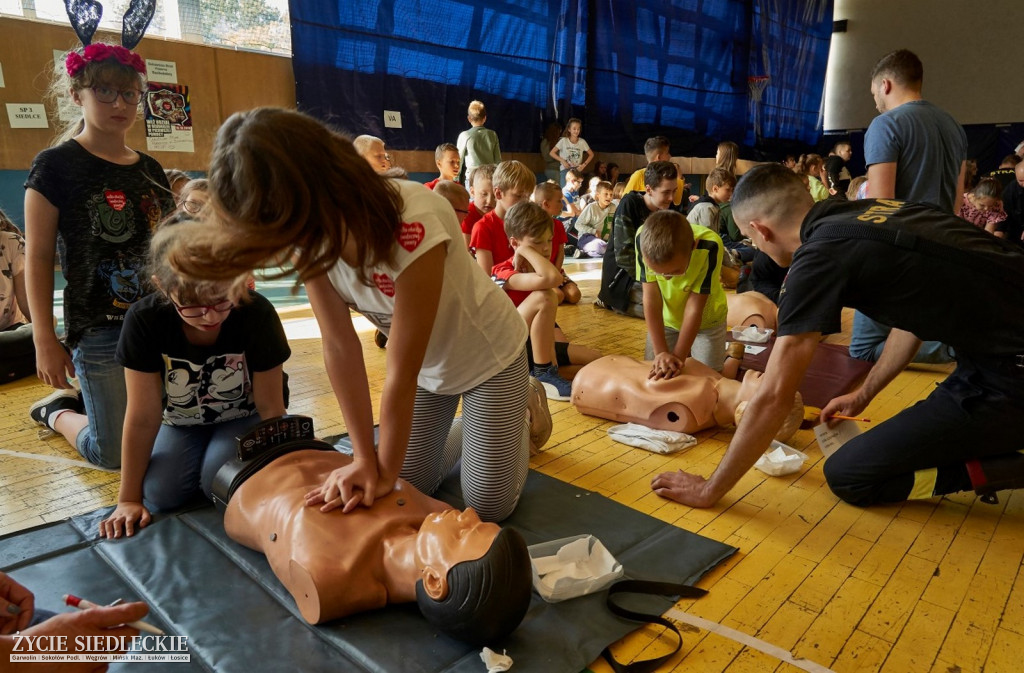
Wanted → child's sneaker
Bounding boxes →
[29,389,82,430]
[532,364,572,402]
[526,376,552,453]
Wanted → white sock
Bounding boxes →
[47,408,73,429]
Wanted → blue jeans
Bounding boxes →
[72,327,127,469]
[849,312,955,364]
[143,415,264,512]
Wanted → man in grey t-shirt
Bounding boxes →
[850,49,967,364]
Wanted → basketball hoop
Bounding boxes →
[748,75,771,140]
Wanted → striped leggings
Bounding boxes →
[400,351,530,522]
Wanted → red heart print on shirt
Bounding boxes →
[373,273,395,297]
[104,190,127,211]
[398,221,425,252]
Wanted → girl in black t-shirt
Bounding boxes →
[25,43,172,468]
[99,224,290,539]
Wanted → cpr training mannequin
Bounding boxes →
[571,355,803,441]
[220,446,532,645]
[727,291,778,332]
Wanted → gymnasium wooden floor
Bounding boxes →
[1,260,1021,673]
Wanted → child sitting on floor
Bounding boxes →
[470,160,536,276]
[573,180,615,258]
[959,177,1008,236]
[461,164,496,248]
[533,182,581,304]
[687,168,736,235]
[561,168,585,219]
[637,210,728,377]
[99,223,289,538]
[492,202,599,400]
[578,175,603,210]
[424,143,461,190]
[0,209,34,383]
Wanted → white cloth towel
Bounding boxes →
[480,647,513,672]
[607,423,697,454]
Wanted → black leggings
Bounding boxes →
[0,322,35,383]
[823,357,1024,506]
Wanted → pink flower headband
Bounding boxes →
[65,43,146,78]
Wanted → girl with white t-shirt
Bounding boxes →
[171,107,538,522]
[549,117,595,187]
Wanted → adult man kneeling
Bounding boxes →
[652,164,1024,508]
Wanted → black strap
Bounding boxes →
[602,580,707,673]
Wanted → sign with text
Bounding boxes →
[812,419,862,459]
[145,82,194,153]
[145,59,178,83]
[6,103,48,129]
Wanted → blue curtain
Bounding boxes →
[289,0,833,153]
[748,0,834,147]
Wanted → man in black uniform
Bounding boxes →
[652,164,1024,508]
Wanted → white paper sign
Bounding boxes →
[383,110,402,128]
[0,62,5,88]
[53,49,70,73]
[6,103,48,129]
[145,59,178,83]
[52,49,79,121]
[744,344,768,355]
[813,420,862,459]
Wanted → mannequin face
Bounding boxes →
[416,509,500,599]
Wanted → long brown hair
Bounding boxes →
[173,107,404,288]
[715,141,739,174]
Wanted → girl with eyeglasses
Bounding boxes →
[24,43,174,467]
[99,223,289,539]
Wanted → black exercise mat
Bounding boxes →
[3,469,736,673]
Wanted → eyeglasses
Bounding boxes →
[172,299,234,318]
[90,86,145,106]
[180,199,204,214]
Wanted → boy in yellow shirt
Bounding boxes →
[636,210,728,377]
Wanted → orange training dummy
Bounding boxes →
[222,449,531,645]
[571,355,802,441]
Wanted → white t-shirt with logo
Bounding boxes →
[554,137,591,168]
[327,180,527,395]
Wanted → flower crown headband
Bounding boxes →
[63,0,155,78]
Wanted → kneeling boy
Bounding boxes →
[637,210,728,378]
[491,202,577,400]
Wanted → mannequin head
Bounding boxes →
[416,525,532,645]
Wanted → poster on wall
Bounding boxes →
[145,82,194,153]
[52,49,79,122]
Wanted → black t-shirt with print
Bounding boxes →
[778,199,1024,359]
[25,140,172,345]
[115,292,291,426]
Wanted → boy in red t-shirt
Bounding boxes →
[471,160,536,276]
[491,202,575,400]
[533,182,581,304]
[461,164,496,249]
[424,143,460,190]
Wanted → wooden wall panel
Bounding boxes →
[0,16,295,172]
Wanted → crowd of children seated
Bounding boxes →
[8,45,1023,538]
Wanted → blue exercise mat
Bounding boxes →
[2,469,735,673]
